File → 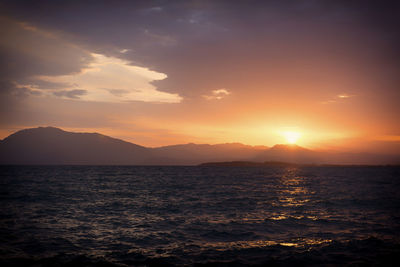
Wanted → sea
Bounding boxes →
[0,166,399,266]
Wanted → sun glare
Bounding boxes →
[283,131,301,144]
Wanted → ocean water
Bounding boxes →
[0,166,399,266]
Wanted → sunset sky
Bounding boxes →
[0,0,399,154]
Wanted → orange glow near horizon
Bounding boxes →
[283,131,301,144]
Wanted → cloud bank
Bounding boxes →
[0,17,182,103]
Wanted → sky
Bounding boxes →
[0,0,399,154]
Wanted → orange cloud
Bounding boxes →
[203,88,231,100]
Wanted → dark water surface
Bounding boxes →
[1,166,400,266]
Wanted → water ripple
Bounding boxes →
[1,165,399,265]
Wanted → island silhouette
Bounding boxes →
[0,127,399,165]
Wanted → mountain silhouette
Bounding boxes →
[0,127,150,165]
[0,127,399,165]
[254,144,319,164]
[152,142,267,165]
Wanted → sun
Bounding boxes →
[283,131,301,144]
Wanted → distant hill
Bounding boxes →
[152,142,267,165]
[199,161,300,167]
[252,144,400,165]
[0,127,399,165]
[253,144,318,164]
[0,127,150,165]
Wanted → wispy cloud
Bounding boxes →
[337,93,355,99]
[203,89,231,100]
[53,89,87,99]
[321,93,355,104]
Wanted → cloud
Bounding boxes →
[0,17,92,81]
[53,89,87,99]
[321,93,355,104]
[0,80,42,98]
[32,53,182,103]
[337,93,355,99]
[0,15,94,112]
[0,18,183,104]
[104,89,131,97]
[203,88,231,100]
[27,79,73,90]
[0,17,182,104]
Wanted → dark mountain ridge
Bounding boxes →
[0,127,399,165]
[0,127,150,165]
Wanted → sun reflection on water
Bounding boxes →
[276,167,312,207]
[203,238,333,251]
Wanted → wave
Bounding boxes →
[1,237,399,266]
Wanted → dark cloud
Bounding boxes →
[27,79,74,90]
[0,79,42,124]
[0,16,92,111]
[0,80,42,98]
[0,17,92,79]
[53,89,87,99]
